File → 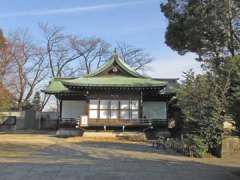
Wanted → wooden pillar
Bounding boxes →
[57,99,62,129]
[140,90,143,120]
[59,99,62,119]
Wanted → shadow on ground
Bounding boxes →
[0,132,239,180]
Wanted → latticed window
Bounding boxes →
[120,100,129,120]
[131,100,139,119]
[88,99,139,120]
[110,100,119,119]
[99,100,109,119]
[89,100,98,119]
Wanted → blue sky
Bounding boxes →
[0,0,201,78]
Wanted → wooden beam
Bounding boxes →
[57,99,62,130]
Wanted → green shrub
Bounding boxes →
[185,135,208,158]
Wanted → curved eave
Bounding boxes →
[43,90,68,95]
[64,84,166,88]
[44,85,167,95]
[62,80,167,88]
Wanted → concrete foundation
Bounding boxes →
[56,128,84,138]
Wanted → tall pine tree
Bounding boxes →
[161,0,240,134]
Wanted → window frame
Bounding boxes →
[88,99,139,120]
[89,100,99,119]
[110,100,119,119]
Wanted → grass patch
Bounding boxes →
[0,133,56,159]
[0,151,31,158]
[64,136,147,145]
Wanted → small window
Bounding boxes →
[120,100,129,110]
[110,100,119,109]
[131,100,139,110]
[89,110,98,119]
[89,100,98,109]
[111,110,118,119]
[120,111,129,120]
[131,111,139,119]
[100,100,109,109]
[100,110,108,119]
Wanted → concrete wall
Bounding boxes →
[36,112,59,129]
[143,101,167,120]
[62,100,86,119]
[24,110,37,129]
[0,111,59,130]
[0,111,25,129]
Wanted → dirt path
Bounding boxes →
[0,132,239,180]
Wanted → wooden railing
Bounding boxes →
[60,117,167,127]
[128,118,167,126]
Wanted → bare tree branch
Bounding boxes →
[70,36,111,74]
[116,42,153,72]
[39,23,81,77]
[2,30,48,110]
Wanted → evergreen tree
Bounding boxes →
[161,0,240,135]
[161,0,240,63]
[177,71,224,152]
[222,56,240,132]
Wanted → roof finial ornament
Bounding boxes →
[113,48,117,55]
[113,48,118,61]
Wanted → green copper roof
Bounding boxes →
[45,76,166,94]
[63,75,166,87]
[44,52,167,94]
[45,78,74,94]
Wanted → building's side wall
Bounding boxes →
[143,101,167,120]
[62,100,86,119]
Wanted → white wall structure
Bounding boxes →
[143,101,167,120]
[62,100,86,119]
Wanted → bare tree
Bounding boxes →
[39,23,84,111]
[39,23,82,77]
[39,23,111,110]
[4,30,48,110]
[70,36,111,74]
[116,42,153,71]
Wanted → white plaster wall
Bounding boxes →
[143,101,167,120]
[62,101,86,119]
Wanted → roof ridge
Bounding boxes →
[85,52,146,78]
[84,56,115,77]
[115,55,145,78]
[53,77,77,81]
